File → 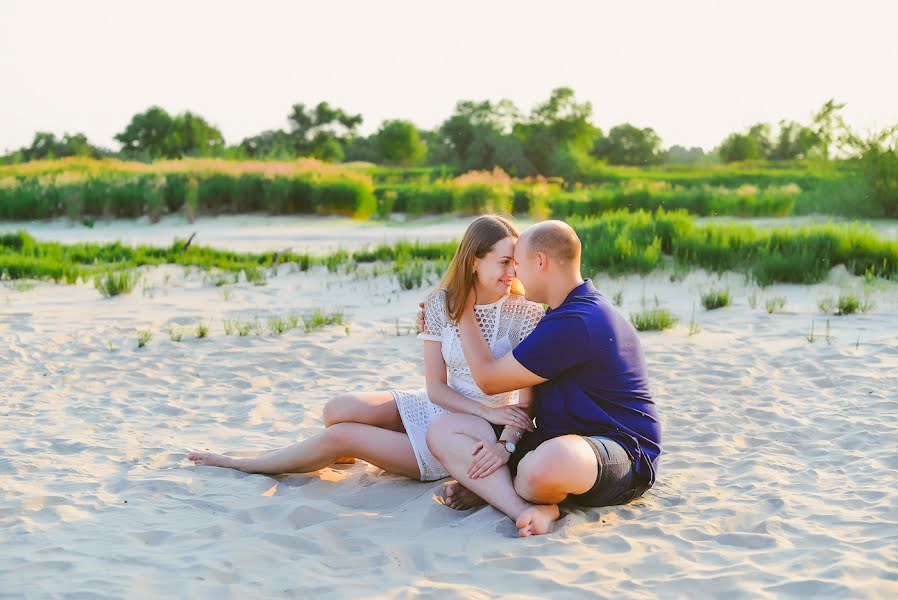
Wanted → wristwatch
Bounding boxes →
[497,440,516,454]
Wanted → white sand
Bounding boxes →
[2,221,897,598]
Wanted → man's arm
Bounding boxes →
[457,296,547,396]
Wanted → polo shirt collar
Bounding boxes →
[546,279,595,314]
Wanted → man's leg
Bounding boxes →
[427,413,558,537]
[513,435,599,504]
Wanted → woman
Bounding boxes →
[187,215,545,484]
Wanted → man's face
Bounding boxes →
[513,236,540,301]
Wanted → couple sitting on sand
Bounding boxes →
[188,215,661,537]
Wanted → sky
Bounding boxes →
[2,0,897,154]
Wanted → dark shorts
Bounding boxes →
[503,430,650,507]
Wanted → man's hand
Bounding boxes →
[468,440,510,479]
[416,301,425,334]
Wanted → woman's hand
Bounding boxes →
[468,440,510,479]
[478,404,534,432]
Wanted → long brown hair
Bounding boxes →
[435,214,526,322]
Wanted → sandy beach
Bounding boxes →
[2,218,897,599]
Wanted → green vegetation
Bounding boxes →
[137,329,152,348]
[765,296,787,314]
[169,325,184,342]
[3,209,897,288]
[302,309,345,333]
[94,269,138,297]
[701,288,731,310]
[631,307,678,332]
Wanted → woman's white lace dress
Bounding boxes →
[390,289,545,481]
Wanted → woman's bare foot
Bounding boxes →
[187,451,235,468]
[516,504,560,537]
[442,480,486,510]
[334,456,357,464]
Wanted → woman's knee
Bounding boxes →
[323,394,357,427]
[321,422,355,454]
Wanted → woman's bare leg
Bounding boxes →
[324,391,404,463]
[323,391,404,431]
[188,422,421,479]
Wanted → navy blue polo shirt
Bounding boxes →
[512,279,661,486]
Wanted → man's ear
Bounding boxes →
[537,252,548,271]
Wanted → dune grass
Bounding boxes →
[765,296,787,314]
[94,269,139,297]
[701,288,731,310]
[631,307,678,332]
[2,210,897,289]
[303,309,345,333]
[137,329,152,348]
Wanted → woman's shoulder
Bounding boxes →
[503,293,545,316]
[424,287,448,312]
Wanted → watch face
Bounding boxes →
[506,441,516,453]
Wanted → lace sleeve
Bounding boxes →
[518,300,545,343]
[417,289,447,343]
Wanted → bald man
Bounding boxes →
[423,220,661,536]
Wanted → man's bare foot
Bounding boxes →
[187,451,235,468]
[442,480,486,510]
[516,504,560,537]
[334,456,357,464]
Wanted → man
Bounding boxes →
[421,220,661,536]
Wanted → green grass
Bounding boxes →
[765,296,787,313]
[2,208,897,289]
[94,269,138,297]
[630,307,678,331]
[302,308,345,333]
[701,288,731,310]
[267,313,300,335]
[394,259,425,290]
[688,303,700,336]
[137,329,152,348]
[169,325,183,342]
[195,320,209,338]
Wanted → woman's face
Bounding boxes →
[473,236,518,296]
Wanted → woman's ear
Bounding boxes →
[472,257,479,275]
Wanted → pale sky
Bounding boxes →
[2,0,897,154]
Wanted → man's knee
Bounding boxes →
[323,394,356,427]
[514,443,572,500]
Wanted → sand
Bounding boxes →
[1,218,897,599]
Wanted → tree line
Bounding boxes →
[3,89,895,182]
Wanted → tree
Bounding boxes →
[374,120,427,165]
[115,106,176,158]
[115,106,224,158]
[239,129,295,159]
[769,120,819,161]
[593,123,663,165]
[514,87,601,176]
[664,145,706,164]
[718,132,761,162]
[8,131,106,161]
[171,112,225,156]
[812,99,847,160]
[286,101,363,160]
[438,99,532,174]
